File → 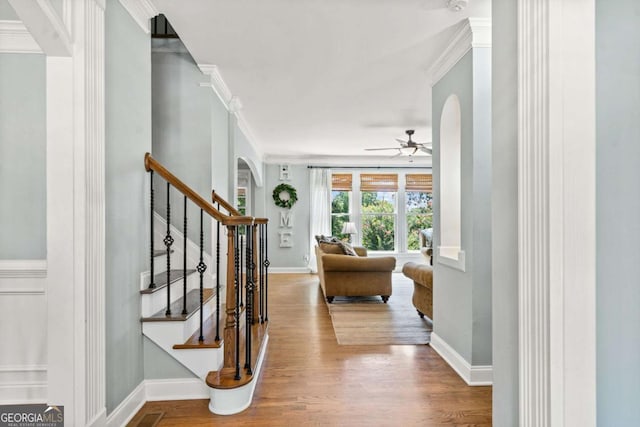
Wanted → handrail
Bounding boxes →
[145,153,253,226]
[212,190,241,216]
[211,189,268,224]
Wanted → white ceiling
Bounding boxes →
[153,0,490,164]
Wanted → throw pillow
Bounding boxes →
[338,241,358,256]
[319,242,344,255]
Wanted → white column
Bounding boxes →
[46,1,106,425]
[518,1,596,426]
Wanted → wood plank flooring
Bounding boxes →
[128,273,491,426]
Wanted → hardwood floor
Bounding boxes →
[128,273,492,426]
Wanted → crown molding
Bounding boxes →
[8,0,72,56]
[198,64,233,109]
[118,0,159,34]
[198,64,263,159]
[429,17,491,86]
[0,20,42,53]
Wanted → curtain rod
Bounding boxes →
[306,165,429,170]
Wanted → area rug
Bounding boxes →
[326,274,432,345]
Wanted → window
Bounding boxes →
[405,174,433,250]
[360,174,398,251]
[331,174,352,239]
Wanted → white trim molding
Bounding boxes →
[436,248,466,272]
[429,17,491,85]
[518,0,596,425]
[0,365,47,404]
[0,20,42,53]
[118,0,159,34]
[0,260,47,278]
[429,333,492,386]
[198,64,264,160]
[105,382,146,427]
[7,0,72,56]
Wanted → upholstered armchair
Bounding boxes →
[315,244,396,303]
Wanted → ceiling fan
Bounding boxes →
[365,130,432,157]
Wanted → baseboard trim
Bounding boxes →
[87,408,107,427]
[429,332,492,386]
[268,267,311,274]
[106,382,145,427]
[145,378,209,401]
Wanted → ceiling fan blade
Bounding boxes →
[365,147,399,151]
[395,138,408,144]
[419,146,433,155]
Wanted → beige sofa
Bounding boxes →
[315,245,396,303]
[402,262,433,319]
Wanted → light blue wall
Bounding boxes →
[491,0,519,425]
[0,53,46,259]
[432,51,474,362]
[152,41,213,250]
[596,0,640,424]
[104,0,150,414]
[432,48,492,366]
[264,164,310,269]
[0,1,18,20]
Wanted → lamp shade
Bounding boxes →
[341,222,357,235]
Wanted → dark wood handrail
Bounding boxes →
[145,153,254,226]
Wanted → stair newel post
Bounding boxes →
[245,223,253,374]
[223,225,238,376]
[182,196,188,315]
[215,203,221,342]
[197,209,206,342]
[165,182,173,316]
[234,227,241,380]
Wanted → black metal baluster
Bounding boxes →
[259,224,264,323]
[149,171,155,289]
[240,231,244,308]
[234,227,241,380]
[164,182,173,316]
[264,223,269,322]
[245,224,253,374]
[182,196,187,315]
[197,209,207,342]
[215,203,221,342]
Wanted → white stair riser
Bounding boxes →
[140,272,215,318]
[142,298,222,378]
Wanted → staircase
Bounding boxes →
[140,153,270,415]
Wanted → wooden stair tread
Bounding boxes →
[141,288,214,322]
[173,307,226,349]
[141,269,196,294]
[206,321,268,389]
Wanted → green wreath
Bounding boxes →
[272,183,298,209]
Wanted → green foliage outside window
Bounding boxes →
[361,191,395,251]
[331,191,350,239]
[406,192,433,250]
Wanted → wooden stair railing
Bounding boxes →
[144,153,269,386]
